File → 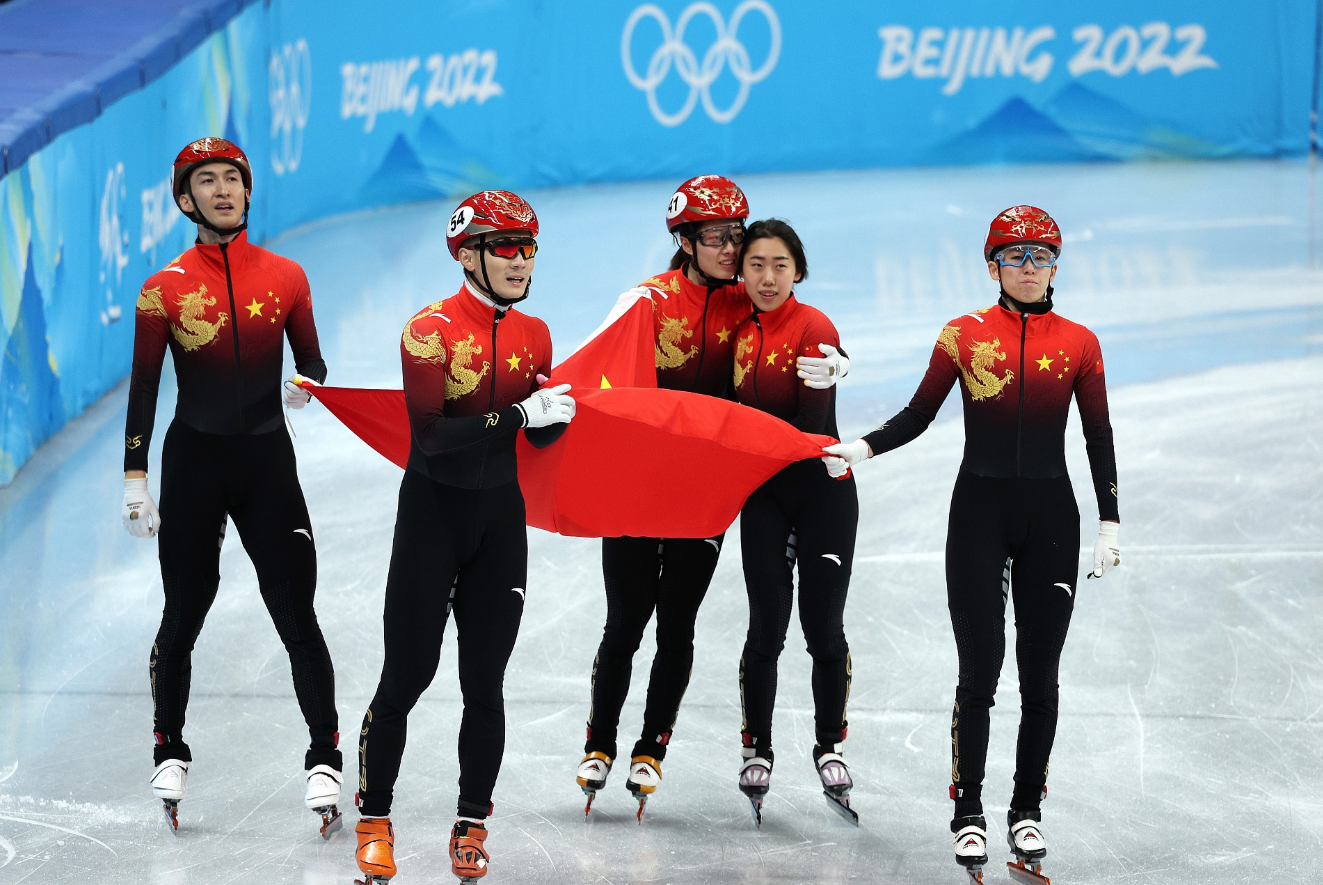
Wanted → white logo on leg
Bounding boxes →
[822,554,841,565]
[1054,582,1073,597]
[511,587,526,601]
[621,1,781,127]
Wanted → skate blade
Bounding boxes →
[583,790,595,817]
[963,865,984,884]
[352,877,391,885]
[161,799,179,833]
[318,805,342,839]
[747,796,763,827]
[1007,859,1050,885]
[822,790,858,826]
[635,796,647,823]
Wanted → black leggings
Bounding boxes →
[151,420,339,769]
[739,460,857,756]
[584,534,723,762]
[947,472,1079,817]
[357,471,527,819]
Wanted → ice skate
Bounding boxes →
[450,819,490,883]
[738,751,772,827]
[149,759,188,832]
[813,747,857,825]
[1006,810,1050,885]
[576,751,612,815]
[353,817,396,884]
[952,814,988,883]
[625,755,662,822]
[304,763,343,838]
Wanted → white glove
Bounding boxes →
[283,374,317,409]
[517,383,575,428]
[821,439,871,478]
[796,343,850,390]
[1089,521,1121,579]
[122,478,162,538]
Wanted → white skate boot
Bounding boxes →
[150,759,188,831]
[625,756,661,822]
[738,750,772,827]
[952,814,989,883]
[305,764,344,838]
[813,747,857,825]
[576,752,612,816]
[1006,810,1049,884]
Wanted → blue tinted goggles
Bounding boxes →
[995,244,1058,268]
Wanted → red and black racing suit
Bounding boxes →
[732,295,857,763]
[356,283,563,821]
[862,293,1118,818]
[584,265,755,765]
[124,231,339,771]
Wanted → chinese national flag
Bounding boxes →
[304,289,833,538]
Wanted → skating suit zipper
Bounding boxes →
[751,314,764,407]
[477,311,501,489]
[693,287,712,388]
[219,242,245,432]
[1015,311,1027,477]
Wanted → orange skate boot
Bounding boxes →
[450,819,490,882]
[354,817,396,884]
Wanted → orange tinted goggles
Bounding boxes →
[482,236,538,259]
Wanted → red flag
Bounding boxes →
[302,289,835,538]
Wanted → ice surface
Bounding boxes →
[1,159,1321,883]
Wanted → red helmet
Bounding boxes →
[666,175,749,232]
[446,190,539,259]
[172,137,252,206]
[984,205,1061,260]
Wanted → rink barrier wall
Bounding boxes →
[0,0,1319,484]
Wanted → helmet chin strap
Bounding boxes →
[464,233,529,308]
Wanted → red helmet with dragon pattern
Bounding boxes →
[446,190,539,259]
[666,175,749,232]
[984,205,1062,260]
[172,137,253,206]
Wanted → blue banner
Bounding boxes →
[0,0,1317,483]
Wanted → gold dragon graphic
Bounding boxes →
[642,274,681,295]
[655,316,698,369]
[137,286,167,317]
[169,285,229,352]
[938,324,1014,401]
[446,332,490,400]
[733,334,755,388]
[401,304,449,363]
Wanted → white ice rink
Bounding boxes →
[1,159,1321,884]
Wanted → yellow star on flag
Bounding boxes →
[506,353,522,371]
[1036,354,1053,371]
[716,327,731,343]
[766,352,779,366]
[600,375,612,389]
[245,298,265,318]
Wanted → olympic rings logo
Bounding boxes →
[269,39,312,175]
[621,1,781,128]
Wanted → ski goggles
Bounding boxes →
[693,223,746,248]
[994,243,1058,267]
[480,236,538,260]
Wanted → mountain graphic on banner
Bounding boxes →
[358,134,446,208]
[1,240,65,484]
[928,97,1109,166]
[1043,82,1223,161]
[411,116,504,197]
